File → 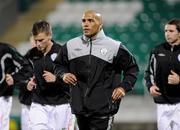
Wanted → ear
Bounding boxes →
[99,24,103,30]
[48,34,52,40]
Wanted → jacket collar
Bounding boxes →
[164,42,180,51]
[82,29,106,43]
[45,40,56,55]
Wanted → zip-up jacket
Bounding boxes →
[55,30,139,116]
[17,47,43,105]
[145,42,180,104]
[31,41,69,105]
[0,43,31,96]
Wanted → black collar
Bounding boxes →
[164,42,180,51]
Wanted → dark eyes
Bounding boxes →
[82,19,85,22]
[165,30,175,33]
[82,19,94,23]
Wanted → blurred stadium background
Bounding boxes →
[0,0,180,129]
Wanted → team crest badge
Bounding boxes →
[51,53,57,61]
[100,48,108,55]
[178,54,180,62]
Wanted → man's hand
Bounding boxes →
[150,85,161,97]
[27,77,36,91]
[43,70,56,83]
[168,70,180,85]
[5,74,14,86]
[112,87,125,101]
[62,73,77,86]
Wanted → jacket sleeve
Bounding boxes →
[8,45,32,84]
[114,44,139,92]
[144,50,156,91]
[54,44,69,79]
[15,48,35,91]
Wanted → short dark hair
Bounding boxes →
[167,18,180,32]
[31,20,52,36]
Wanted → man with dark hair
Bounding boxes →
[54,10,139,130]
[145,18,180,130]
[0,42,30,130]
[27,20,73,130]
[17,35,40,130]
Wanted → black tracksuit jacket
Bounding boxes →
[18,47,43,105]
[54,30,139,116]
[0,43,31,96]
[31,41,69,105]
[145,42,180,104]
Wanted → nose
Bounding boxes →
[36,41,42,46]
[82,20,89,27]
[83,23,87,27]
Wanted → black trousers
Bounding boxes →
[76,114,114,130]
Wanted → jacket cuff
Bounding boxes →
[120,82,133,92]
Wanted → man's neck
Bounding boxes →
[171,42,180,47]
[44,41,53,55]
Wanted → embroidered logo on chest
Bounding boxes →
[51,53,57,61]
[100,48,108,55]
[178,54,180,62]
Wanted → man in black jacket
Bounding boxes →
[145,19,180,130]
[27,20,73,130]
[54,10,139,130]
[0,43,30,130]
[17,35,43,130]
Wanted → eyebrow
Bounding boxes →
[35,39,44,42]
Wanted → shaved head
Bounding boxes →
[82,10,103,37]
[83,10,102,25]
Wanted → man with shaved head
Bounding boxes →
[55,10,139,130]
[82,10,103,37]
